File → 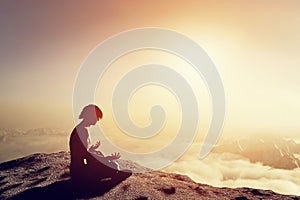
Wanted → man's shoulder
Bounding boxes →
[71,126,88,136]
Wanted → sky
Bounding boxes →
[0,0,300,140]
[1,1,300,196]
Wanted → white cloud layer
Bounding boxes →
[164,144,300,196]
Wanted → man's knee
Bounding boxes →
[107,161,119,170]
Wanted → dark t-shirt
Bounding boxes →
[69,126,119,181]
[69,126,89,177]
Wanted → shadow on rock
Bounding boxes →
[8,174,131,200]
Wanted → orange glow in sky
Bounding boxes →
[0,0,300,140]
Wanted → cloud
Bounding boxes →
[164,144,300,195]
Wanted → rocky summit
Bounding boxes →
[0,152,299,200]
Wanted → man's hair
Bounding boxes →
[79,104,103,120]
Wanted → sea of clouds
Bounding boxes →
[165,143,300,196]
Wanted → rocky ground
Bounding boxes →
[0,152,299,200]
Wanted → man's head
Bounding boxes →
[79,104,103,127]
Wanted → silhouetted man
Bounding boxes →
[69,104,131,184]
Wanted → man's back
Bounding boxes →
[69,127,89,179]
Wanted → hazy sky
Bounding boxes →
[1,0,300,139]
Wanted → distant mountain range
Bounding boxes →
[0,128,69,163]
[213,135,300,169]
[0,128,68,138]
[1,128,300,170]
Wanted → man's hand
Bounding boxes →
[89,141,101,151]
[110,152,121,160]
